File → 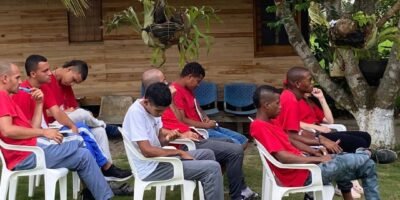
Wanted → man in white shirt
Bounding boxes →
[122,82,223,200]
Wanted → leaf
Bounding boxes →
[61,0,89,17]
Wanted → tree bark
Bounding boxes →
[356,108,395,148]
[336,49,369,108]
[376,0,400,28]
[375,20,400,109]
[274,0,357,113]
[354,0,376,15]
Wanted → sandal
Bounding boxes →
[352,180,364,194]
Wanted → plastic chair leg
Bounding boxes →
[181,181,195,200]
[72,172,80,199]
[134,184,146,200]
[156,186,166,200]
[198,182,205,200]
[35,174,41,187]
[0,172,11,200]
[44,174,58,200]
[322,185,335,200]
[314,190,323,200]
[59,176,67,200]
[28,175,35,197]
[8,176,18,200]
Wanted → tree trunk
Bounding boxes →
[355,108,395,148]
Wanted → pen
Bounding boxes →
[19,87,31,93]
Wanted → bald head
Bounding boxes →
[0,62,12,76]
[141,68,166,89]
[253,85,280,108]
[286,66,310,86]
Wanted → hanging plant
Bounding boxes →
[106,0,220,67]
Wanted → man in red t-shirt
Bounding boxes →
[0,62,113,199]
[12,55,132,183]
[274,67,344,155]
[275,67,396,163]
[142,68,259,200]
[170,62,249,149]
[251,85,381,199]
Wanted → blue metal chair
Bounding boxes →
[223,82,257,115]
[194,81,219,115]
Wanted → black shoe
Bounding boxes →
[371,149,398,164]
[79,188,95,200]
[109,182,134,196]
[103,165,132,181]
[304,192,314,200]
[105,125,122,138]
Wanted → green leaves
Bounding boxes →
[104,1,219,67]
[106,7,143,34]
[352,11,376,27]
[61,0,89,17]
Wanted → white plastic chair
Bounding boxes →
[254,139,334,200]
[167,138,205,200]
[119,127,198,200]
[0,139,68,200]
[29,171,81,199]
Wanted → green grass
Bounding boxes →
[2,143,400,200]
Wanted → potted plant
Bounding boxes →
[324,1,400,85]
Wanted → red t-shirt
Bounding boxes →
[161,108,191,133]
[298,99,325,124]
[0,90,37,170]
[40,74,63,123]
[172,82,202,122]
[273,89,300,132]
[250,119,309,187]
[61,84,78,109]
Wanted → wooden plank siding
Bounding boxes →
[0,0,303,104]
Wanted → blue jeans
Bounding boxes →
[305,149,380,200]
[14,140,113,200]
[207,127,248,145]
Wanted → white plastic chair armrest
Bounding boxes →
[147,156,185,180]
[190,127,209,139]
[162,146,177,150]
[169,139,196,151]
[321,124,347,132]
[0,140,46,169]
[271,162,323,186]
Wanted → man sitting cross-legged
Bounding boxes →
[122,82,224,200]
[11,55,131,183]
[0,62,113,200]
[141,68,259,200]
[250,85,381,200]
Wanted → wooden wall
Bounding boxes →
[0,0,303,103]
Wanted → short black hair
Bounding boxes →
[25,55,47,77]
[63,60,89,81]
[253,85,280,108]
[145,82,171,107]
[180,62,205,78]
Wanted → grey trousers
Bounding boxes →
[143,149,224,200]
[14,140,113,200]
[195,138,246,200]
